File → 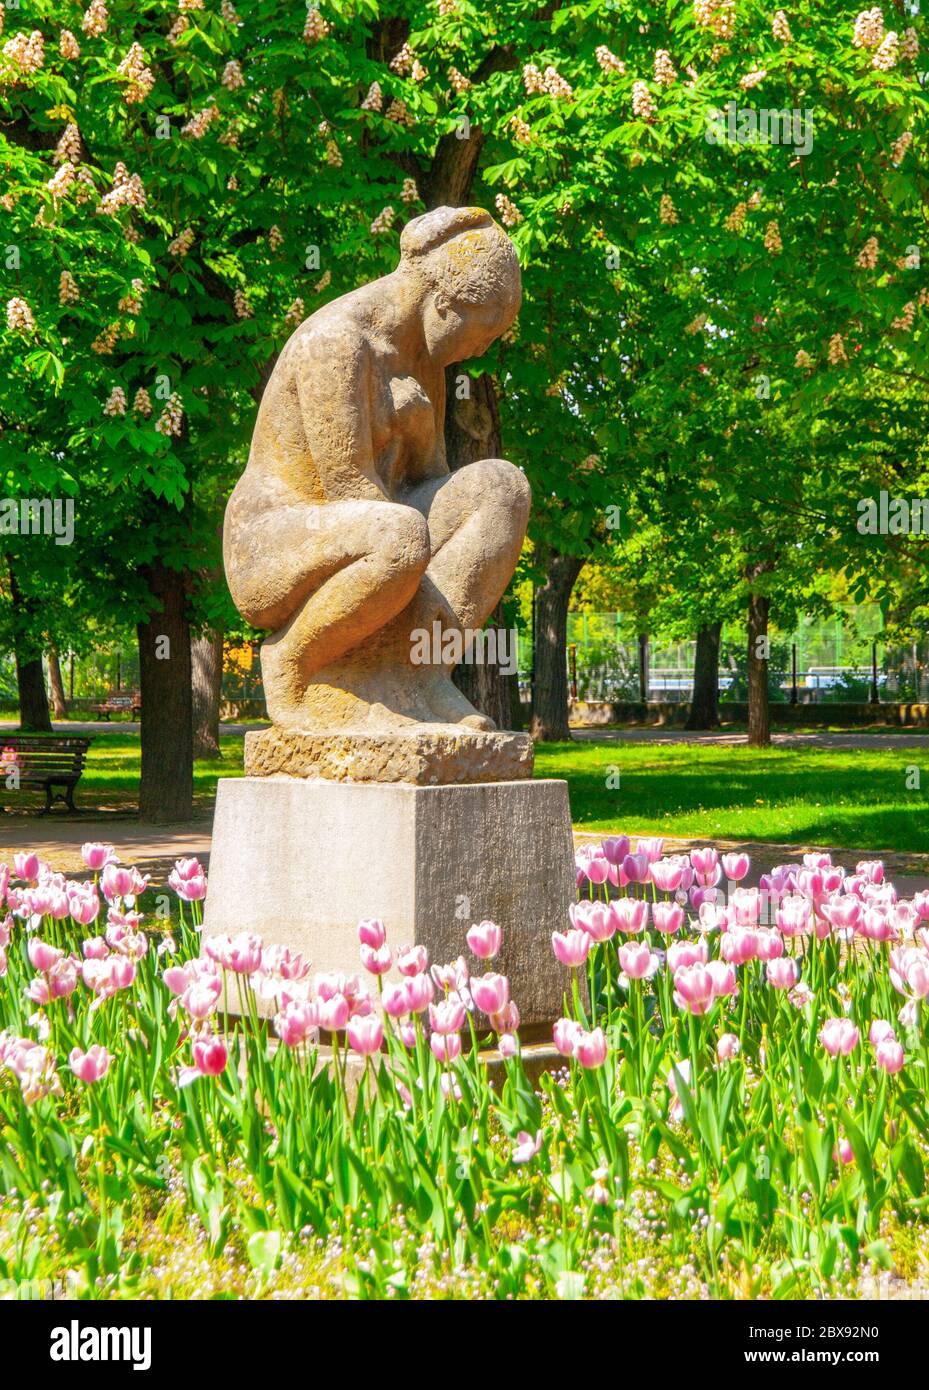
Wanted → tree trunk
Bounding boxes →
[686,621,722,729]
[7,561,52,732]
[191,630,223,760]
[637,632,649,703]
[138,561,193,822]
[530,551,584,741]
[16,656,52,732]
[747,592,771,748]
[444,366,521,729]
[47,644,68,720]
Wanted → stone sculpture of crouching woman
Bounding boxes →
[224,205,530,737]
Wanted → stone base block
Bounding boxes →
[243,724,533,785]
[202,776,575,1027]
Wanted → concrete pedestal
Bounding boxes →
[202,776,575,1027]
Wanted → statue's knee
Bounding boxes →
[379,506,431,580]
[467,458,531,520]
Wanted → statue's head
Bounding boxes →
[398,206,521,364]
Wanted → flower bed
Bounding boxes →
[0,836,928,1299]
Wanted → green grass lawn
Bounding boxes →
[536,739,929,853]
[10,730,928,855]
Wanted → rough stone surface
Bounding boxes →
[222,204,529,773]
[243,724,533,784]
[202,776,576,1027]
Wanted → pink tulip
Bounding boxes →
[429,996,466,1034]
[875,1038,905,1074]
[869,1019,896,1045]
[466,920,502,959]
[776,896,811,936]
[601,836,630,866]
[347,1014,384,1056]
[821,896,861,935]
[584,852,610,885]
[636,837,664,864]
[357,918,387,949]
[717,1033,740,1062]
[429,1031,461,1063]
[856,859,884,885]
[667,939,708,972]
[552,928,590,968]
[706,960,738,996]
[834,1138,854,1166]
[914,891,929,923]
[182,979,222,1020]
[13,852,40,882]
[69,1044,112,1083]
[698,902,731,933]
[619,941,659,980]
[721,852,750,882]
[574,1027,608,1069]
[756,928,784,961]
[28,938,63,973]
[275,1000,320,1047]
[383,981,412,1018]
[819,1017,859,1057]
[690,847,719,877]
[192,1035,228,1076]
[81,843,117,872]
[404,971,434,1013]
[471,972,509,1016]
[512,1129,543,1164]
[498,1033,518,1058]
[890,947,929,1000]
[397,944,429,977]
[68,889,100,926]
[650,858,684,893]
[360,943,392,975]
[622,853,651,884]
[318,994,350,1031]
[673,963,716,1015]
[720,927,760,965]
[766,957,799,989]
[553,1017,582,1057]
[569,900,615,943]
[652,902,684,936]
[731,888,762,925]
[612,898,649,935]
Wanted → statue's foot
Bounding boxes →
[419,668,496,731]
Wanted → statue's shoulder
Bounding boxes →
[281,296,371,377]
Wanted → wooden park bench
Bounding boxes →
[87,688,141,720]
[0,736,94,814]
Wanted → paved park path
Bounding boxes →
[1,720,926,893]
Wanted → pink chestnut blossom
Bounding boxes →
[69,1044,112,1083]
[466,920,502,959]
[552,928,590,968]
